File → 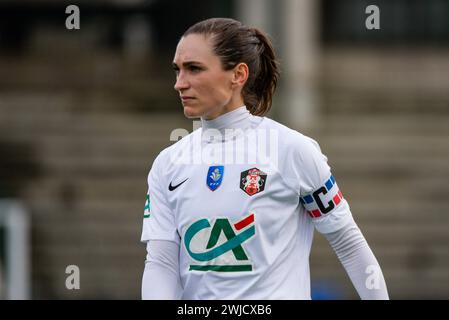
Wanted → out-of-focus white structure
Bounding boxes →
[0,200,30,300]
[238,0,319,130]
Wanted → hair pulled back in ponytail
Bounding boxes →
[183,18,280,116]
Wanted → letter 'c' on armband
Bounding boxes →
[300,175,344,218]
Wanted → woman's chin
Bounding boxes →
[183,106,201,119]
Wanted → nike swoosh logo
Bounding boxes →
[168,178,188,191]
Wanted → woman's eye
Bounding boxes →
[189,66,201,72]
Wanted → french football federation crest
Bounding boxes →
[207,166,224,191]
[240,167,267,196]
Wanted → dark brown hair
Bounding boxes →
[183,18,280,116]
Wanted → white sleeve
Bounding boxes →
[142,240,183,300]
[323,217,389,300]
[296,136,352,233]
[141,152,180,244]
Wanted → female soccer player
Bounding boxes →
[141,18,389,299]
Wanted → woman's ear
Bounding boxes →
[231,63,249,88]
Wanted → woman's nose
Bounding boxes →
[174,73,189,91]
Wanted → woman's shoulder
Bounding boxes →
[261,117,318,150]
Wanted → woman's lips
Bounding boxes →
[181,96,195,102]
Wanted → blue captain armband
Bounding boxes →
[300,175,344,218]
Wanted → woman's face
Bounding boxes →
[173,34,242,120]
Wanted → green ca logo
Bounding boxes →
[184,214,255,272]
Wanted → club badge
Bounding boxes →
[240,167,267,196]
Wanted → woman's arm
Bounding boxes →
[142,240,183,299]
[323,218,389,300]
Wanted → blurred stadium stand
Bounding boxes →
[0,0,448,299]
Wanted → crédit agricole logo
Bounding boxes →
[184,214,256,272]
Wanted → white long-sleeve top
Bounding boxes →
[141,106,389,299]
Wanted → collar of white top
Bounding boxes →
[200,106,251,132]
